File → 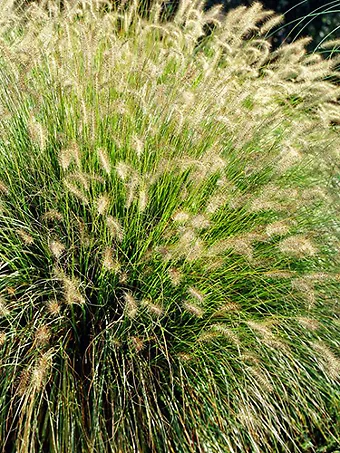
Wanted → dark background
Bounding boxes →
[19,0,340,51]
[164,0,340,50]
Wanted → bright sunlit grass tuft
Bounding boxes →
[0,1,339,451]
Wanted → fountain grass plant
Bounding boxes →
[0,0,340,451]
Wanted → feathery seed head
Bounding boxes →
[97,194,110,215]
[265,270,296,279]
[190,214,211,230]
[106,216,124,242]
[276,145,302,173]
[279,235,316,258]
[0,297,9,317]
[103,247,120,273]
[210,324,240,345]
[132,135,144,158]
[17,229,34,245]
[246,320,273,338]
[131,336,144,352]
[138,187,148,212]
[312,342,340,380]
[55,269,85,306]
[28,116,47,149]
[168,268,182,286]
[183,301,204,318]
[119,271,128,284]
[64,179,88,204]
[172,211,190,223]
[213,302,241,316]
[49,239,66,259]
[97,147,111,175]
[116,162,130,181]
[41,209,63,222]
[205,194,227,214]
[31,350,53,391]
[58,148,73,171]
[46,299,61,316]
[141,298,163,317]
[124,292,138,319]
[265,220,290,237]
[247,367,273,393]
[0,180,8,195]
[187,286,204,303]
[292,278,316,307]
[34,325,51,346]
[298,317,319,331]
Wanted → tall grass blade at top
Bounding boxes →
[0,0,339,452]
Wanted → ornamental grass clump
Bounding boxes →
[0,0,340,451]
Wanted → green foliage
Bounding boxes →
[0,1,339,451]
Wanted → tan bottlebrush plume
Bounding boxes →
[68,171,90,190]
[210,324,240,345]
[190,214,211,230]
[259,13,284,35]
[141,298,164,317]
[116,161,131,181]
[58,149,73,171]
[172,211,190,223]
[124,292,138,319]
[46,299,61,316]
[49,239,66,259]
[76,217,91,247]
[276,145,302,174]
[177,352,192,362]
[187,286,204,303]
[64,179,88,205]
[187,237,204,262]
[0,332,6,345]
[125,175,140,209]
[230,238,254,260]
[28,116,47,149]
[102,247,121,273]
[297,317,319,331]
[212,302,241,317]
[264,270,296,279]
[131,336,144,352]
[54,268,85,305]
[0,180,8,195]
[312,342,340,380]
[97,194,110,215]
[34,325,51,346]
[132,135,144,158]
[106,216,124,242]
[17,229,34,245]
[119,271,128,284]
[0,297,9,317]
[41,209,63,222]
[138,186,148,212]
[279,235,316,258]
[292,278,315,307]
[183,301,204,318]
[205,193,227,214]
[265,220,290,237]
[168,268,182,286]
[17,369,31,396]
[97,147,111,175]
[70,142,82,169]
[31,350,53,391]
[247,367,273,393]
[59,142,82,170]
[304,272,332,282]
[246,320,274,338]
